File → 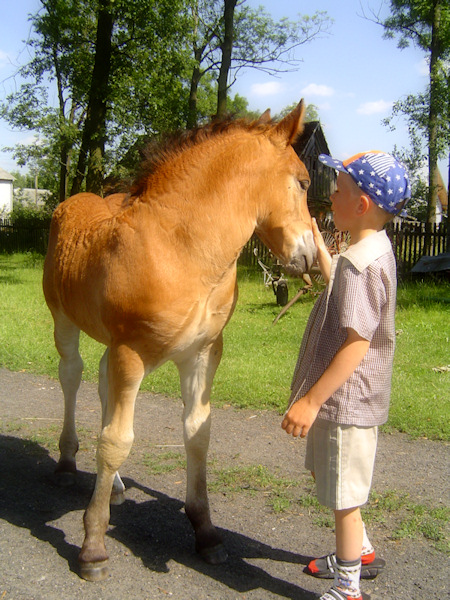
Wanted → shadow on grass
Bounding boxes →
[397,280,450,310]
[0,434,317,599]
[0,265,24,285]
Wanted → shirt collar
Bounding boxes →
[340,230,392,272]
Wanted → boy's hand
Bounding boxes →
[311,218,331,283]
[281,395,320,438]
[311,218,328,253]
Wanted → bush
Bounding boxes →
[9,202,52,228]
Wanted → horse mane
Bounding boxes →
[129,117,272,198]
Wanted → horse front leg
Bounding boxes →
[177,334,228,565]
[53,312,83,486]
[79,344,144,581]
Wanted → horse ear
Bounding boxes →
[270,99,305,146]
[258,109,272,124]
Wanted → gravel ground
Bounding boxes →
[0,368,448,600]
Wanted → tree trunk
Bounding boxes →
[52,45,71,203]
[71,0,114,196]
[187,48,203,129]
[426,0,441,225]
[216,0,237,118]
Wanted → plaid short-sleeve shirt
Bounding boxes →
[288,230,397,426]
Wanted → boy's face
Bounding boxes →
[330,172,363,232]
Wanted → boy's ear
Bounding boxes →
[357,194,371,216]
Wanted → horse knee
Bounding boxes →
[97,426,134,473]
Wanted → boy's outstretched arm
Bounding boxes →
[282,328,370,438]
[311,218,332,284]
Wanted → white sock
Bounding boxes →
[334,557,361,597]
[362,521,374,556]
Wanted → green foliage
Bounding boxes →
[275,102,320,122]
[382,0,450,58]
[9,203,53,227]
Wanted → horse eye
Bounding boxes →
[299,179,310,191]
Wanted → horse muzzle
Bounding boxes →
[283,230,317,276]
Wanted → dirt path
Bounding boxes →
[0,368,448,600]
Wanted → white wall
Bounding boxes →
[0,180,13,213]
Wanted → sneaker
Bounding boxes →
[305,552,385,580]
[320,587,370,600]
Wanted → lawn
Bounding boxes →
[0,252,448,440]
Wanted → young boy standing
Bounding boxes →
[282,151,411,600]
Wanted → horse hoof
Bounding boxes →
[55,471,76,487]
[55,459,77,486]
[79,559,109,582]
[110,491,125,505]
[198,543,228,565]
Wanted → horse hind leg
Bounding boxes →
[98,348,126,505]
[79,344,143,581]
[53,312,83,486]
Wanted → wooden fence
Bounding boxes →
[0,218,447,278]
[385,221,448,276]
[0,219,51,254]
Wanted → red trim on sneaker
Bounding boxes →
[308,559,320,574]
[361,550,375,564]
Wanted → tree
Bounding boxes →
[185,0,332,126]
[2,0,188,199]
[374,0,450,223]
[276,103,319,121]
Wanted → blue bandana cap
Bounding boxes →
[319,151,411,216]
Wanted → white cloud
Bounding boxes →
[17,134,43,146]
[250,81,285,97]
[301,83,335,97]
[357,100,393,115]
[416,58,429,76]
[0,50,10,68]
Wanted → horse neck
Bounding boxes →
[139,133,265,268]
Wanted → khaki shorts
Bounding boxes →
[305,418,378,510]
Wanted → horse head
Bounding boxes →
[254,100,316,275]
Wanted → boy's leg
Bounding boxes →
[305,420,385,581]
[335,506,363,561]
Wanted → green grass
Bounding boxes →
[142,450,186,475]
[0,253,448,440]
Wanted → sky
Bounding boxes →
[0,0,448,186]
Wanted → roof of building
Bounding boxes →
[293,121,331,158]
[0,167,15,182]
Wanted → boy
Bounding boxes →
[282,151,411,600]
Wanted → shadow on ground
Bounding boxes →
[0,434,317,599]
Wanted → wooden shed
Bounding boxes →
[292,121,334,218]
